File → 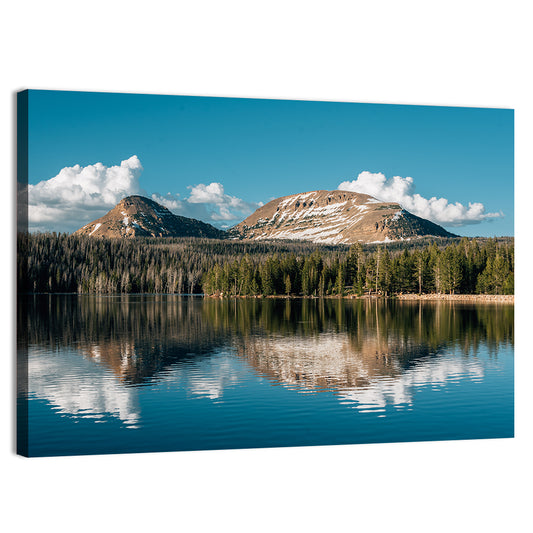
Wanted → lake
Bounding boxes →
[17,294,514,457]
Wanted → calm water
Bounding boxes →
[17,295,514,457]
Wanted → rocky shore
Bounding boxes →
[206,292,514,303]
[394,293,514,303]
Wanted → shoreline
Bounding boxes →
[393,293,514,303]
[22,292,515,303]
[207,293,515,303]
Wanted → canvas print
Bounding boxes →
[17,90,514,457]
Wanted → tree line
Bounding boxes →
[203,238,513,296]
[18,233,513,296]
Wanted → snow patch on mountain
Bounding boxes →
[89,223,102,236]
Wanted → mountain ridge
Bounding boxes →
[74,195,226,239]
[74,190,456,244]
[228,189,456,244]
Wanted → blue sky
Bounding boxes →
[26,90,513,236]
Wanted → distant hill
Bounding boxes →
[74,195,226,239]
[228,189,456,244]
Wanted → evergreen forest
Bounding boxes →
[18,233,514,297]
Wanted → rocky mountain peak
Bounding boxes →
[74,195,226,239]
[229,189,455,244]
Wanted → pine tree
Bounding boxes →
[346,243,361,286]
[491,253,508,294]
[335,262,345,296]
[441,245,463,294]
[250,269,260,296]
[318,267,326,297]
[284,273,292,296]
[261,260,275,296]
[380,249,393,296]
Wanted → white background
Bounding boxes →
[2,2,531,531]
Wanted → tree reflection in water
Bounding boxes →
[21,295,513,395]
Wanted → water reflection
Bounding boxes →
[235,333,486,410]
[338,356,484,411]
[22,295,232,384]
[21,295,513,424]
[156,353,247,401]
[28,348,141,427]
[218,298,512,410]
[235,333,483,400]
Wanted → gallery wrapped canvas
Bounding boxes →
[17,90,514,457]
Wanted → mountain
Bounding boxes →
[74,195,226,239]
[228,190,456,244]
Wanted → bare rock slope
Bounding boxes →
[229,190,454,244]
[74,195,225,239]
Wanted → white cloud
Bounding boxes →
[150,193,182,211]
[153,182,261,225]
[338,171,503,226]
[187,182,261,220]
[28,156,144,232]
[150,192,211,221]
[187,182,227,204]
[27,156,262,232]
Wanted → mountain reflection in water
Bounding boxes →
[20,295,514,454]
[228,298,511,411]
